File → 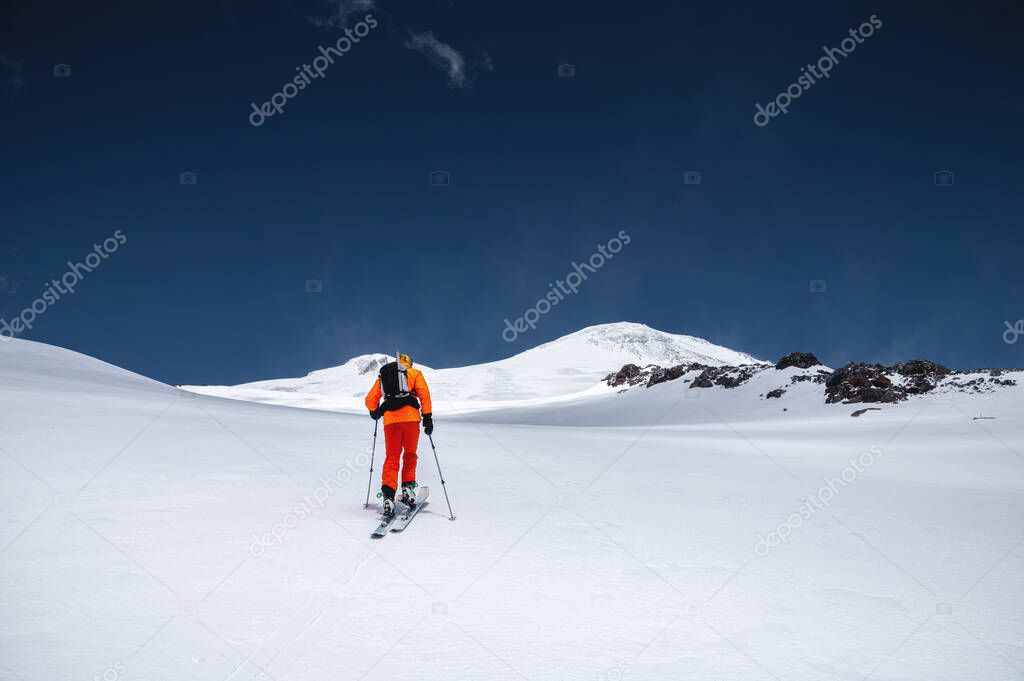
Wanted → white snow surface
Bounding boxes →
[2,333,1023,681]
[182,322,764,413]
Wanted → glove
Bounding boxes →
[369,407,382,421]
[422,413,434,435]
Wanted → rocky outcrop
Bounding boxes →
[892,360,950,376]
[790,370,831,385]
[647,364,689,387]
[776,352,821,370]
[944,375,1018,392]
[605,362,698,388]
[605,362,766,390]
[604,352,1019,405]
[688,365,762,389]
[825,363,904,404]
[823,360,956,404]
[606,363,646,388]
[891,360,950,396]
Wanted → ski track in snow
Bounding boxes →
[1,333,1023,681]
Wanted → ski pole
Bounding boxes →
[363,418,379,508]
[428,434,456,521]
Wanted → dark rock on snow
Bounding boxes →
[851,407,882,417]
[606,363,644,388]
[688,365,761,390]
[892,360,950,377]
[825,363,903,404]
[647,364,688,387]
[604,351,1019,405]
[775,352,821,370]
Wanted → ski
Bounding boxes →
[368,503,399,540]
[369,487,429,537]
[391,486,430,532]
[371,512,397,538]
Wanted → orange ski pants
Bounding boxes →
[382,421,420,491]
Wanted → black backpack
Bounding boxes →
[379,361,408,398]
[378,361,420,412]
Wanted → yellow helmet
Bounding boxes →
[398,353,413,367]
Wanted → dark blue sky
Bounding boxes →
[1,0,1022,384]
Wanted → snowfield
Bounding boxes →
[2,327,1023,681]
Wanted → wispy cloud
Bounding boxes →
[0,55,25,92]
[307,3,492,89]
[404,30,490,89]
[309,0,376,30]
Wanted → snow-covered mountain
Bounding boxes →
[184,322,763,412]
[183,323,1023,425]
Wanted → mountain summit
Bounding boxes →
[527,322,762,367]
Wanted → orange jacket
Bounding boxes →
[364,363,432,426]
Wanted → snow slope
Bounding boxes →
[183,322,763,413]
[2,337,1023,681]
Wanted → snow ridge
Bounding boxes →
[184,322,759,410]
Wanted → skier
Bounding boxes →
[365,352,433,521]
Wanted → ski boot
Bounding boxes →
[381,497,396,519]
[399,481,418,507]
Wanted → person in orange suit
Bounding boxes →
[365,353,433,518]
